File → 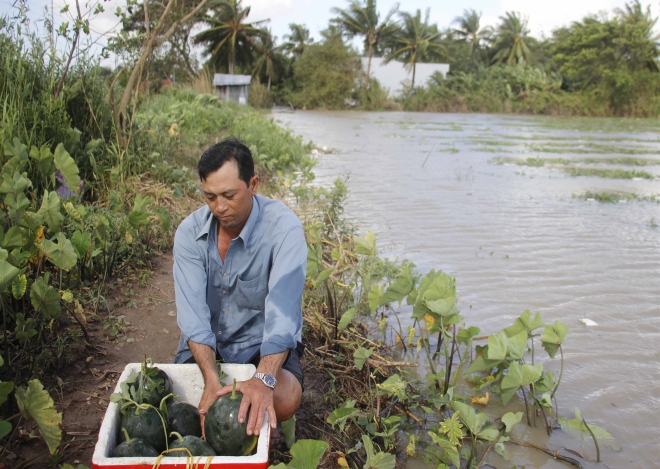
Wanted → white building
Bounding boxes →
[361,57,450,96]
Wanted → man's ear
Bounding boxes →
[249,175,259,195]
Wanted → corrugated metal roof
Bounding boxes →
[213,74,252,86]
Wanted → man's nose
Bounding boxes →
[212,198,227,214]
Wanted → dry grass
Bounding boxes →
[189,67,214,95]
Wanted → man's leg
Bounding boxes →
[273,367,302,422]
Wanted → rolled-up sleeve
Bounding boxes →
[261,225,307,357]
[173,226,216,350]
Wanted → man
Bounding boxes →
[172,138,306,440]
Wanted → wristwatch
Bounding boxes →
[253,372,277,389]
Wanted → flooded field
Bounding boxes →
[274,110,660,468]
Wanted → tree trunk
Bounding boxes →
[411,62,416,92]
[267,74,271,91]
[366,41,373,86]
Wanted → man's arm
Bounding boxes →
[188,341,222,433]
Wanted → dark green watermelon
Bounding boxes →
[130,367,173,407]
[169,432,216,457]
[204,379,258,456]
[112,428,159,457]
[168,402,201,438]
[120,404,169,453]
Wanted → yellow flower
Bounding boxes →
[470,392,490,405]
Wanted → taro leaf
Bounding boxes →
[559,409,614,439]
[505,330,528,361]
[0,259,20,293]
[503,310,545,338]
[1,226,23,249]
[500,362,543,405]
[281,415,296,449]
[5,192,31,225]
[541,321,569,359]
[38,233,77,271]
[0,381,14,406]
[338,308,357,331]
[30,276,61,319]
[327,406,360,431]
[314,267,333,288]
[53,143,80,194]
[452,401,489,436]
[16,379,62,454]
[501,411,523,433]
[457,326,480,345]
[0,247,6,261]
[128,210,150,228]
[427,432,460,468]
[376,374,407,400]
[63,202,84,229]
[20,211,44,231]
[133,193,153,213]
[15,314,37,341]
[38,190,64,232]
[153,206,171,232]
[3,137,28,161]
[71,231,91,259]
[29,144,55,176]
[306,243,321,279]
[413,271,458,320]
[0,170,31,194]
[353,347,374,370]
[378,265,413,306]
[465,354,502,375]
[0,421,11,440]
[353,231,376,256]
[487,331,508,361]
[477,426,502,441]
[12,274,27,299]
[438,412,463,446]
[362,435,395,469]
[534,371,556,395]
[288,439,329,469]
[269,464,288,469]
[368,284,383,313]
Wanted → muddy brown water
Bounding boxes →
[274,110,660,468]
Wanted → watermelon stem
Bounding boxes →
[169,431,183,442]
[231,378,237,400]
[121,427,131,444]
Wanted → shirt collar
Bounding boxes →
[238,195,260,246]
[194,196,260,245]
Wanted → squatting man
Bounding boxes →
[172,138,306,441]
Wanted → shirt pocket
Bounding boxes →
[235,276,267,311]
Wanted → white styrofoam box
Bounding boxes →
[91,363,269,469]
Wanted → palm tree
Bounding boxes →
[331,0,399,84]
[194,0,268,74]
[452,9,492,54]
[491,11,531,65]
[384,8,447,90]
[252,30,280,90]
[282,23,314,57]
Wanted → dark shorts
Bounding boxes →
[184,342,305,391]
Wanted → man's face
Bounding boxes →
[201,160,258,230]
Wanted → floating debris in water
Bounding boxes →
[579,318,598,326]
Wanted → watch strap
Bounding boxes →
[253,372,277,388]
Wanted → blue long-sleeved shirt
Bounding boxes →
[172,194,306,364]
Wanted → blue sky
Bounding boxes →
[2,0,657,62]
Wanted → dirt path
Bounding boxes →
[38,251,181,467]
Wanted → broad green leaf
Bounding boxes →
[1,226,23,249]
[338,308,357,331]
[5,192,30,224]
[3,137,28,161]
[353,347,374,370]
[558,409,614,439]
[378,265,413,306]
[53,143,80,195]
[541,321,569,359]
[0,170,31,194]
[306,243,321,279]
[288,439,329,469]
[0,381,14,406]
[30,276,61,319]
[12,274,27,299]
[477,426,501,441]
[268,463,288,469]
[20,211,44,231]
[353,231,376,256]
[428,432,460,468]
[281,416,296,449]
[368,283,382,313]
[502,411,523,433]
[503,310,545,337]
[16,379,62,454]
[413,271,458,320]
[153,206,171,232]
[487,331,508,361]
[29,144,55,176]
[128,210,151,228]
[366,451,396,469]
[376,374,407,400]
[314,267,333,288]
[63,202,84,229]
[327,405,360,431]
[500,362,543,405]
[438,412,463,446]
[0,259,20,292]
[424,297,457,317]
[15,313,37,341]
[465,354,502,374]
[505,330,528,361]
[0,421,11,440]
[133,193,153,213]
[38,190,64,232]
[71,231,91,259]
[457,326,481,344]
[38,233,77,271]
[452,401,490,436]
[534,371,556,394]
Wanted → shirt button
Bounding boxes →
[222,308,226,312]
[222,290,227,294]
[218,331,222,335]
[223,273,227,277]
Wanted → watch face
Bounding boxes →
[264,374,277,388]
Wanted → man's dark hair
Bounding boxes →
[198,138,255,185]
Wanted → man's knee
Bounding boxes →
[274,369,302,421]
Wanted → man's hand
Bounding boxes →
[188,341,221,437]
[198,380,223,436]
[215,378,276,436]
